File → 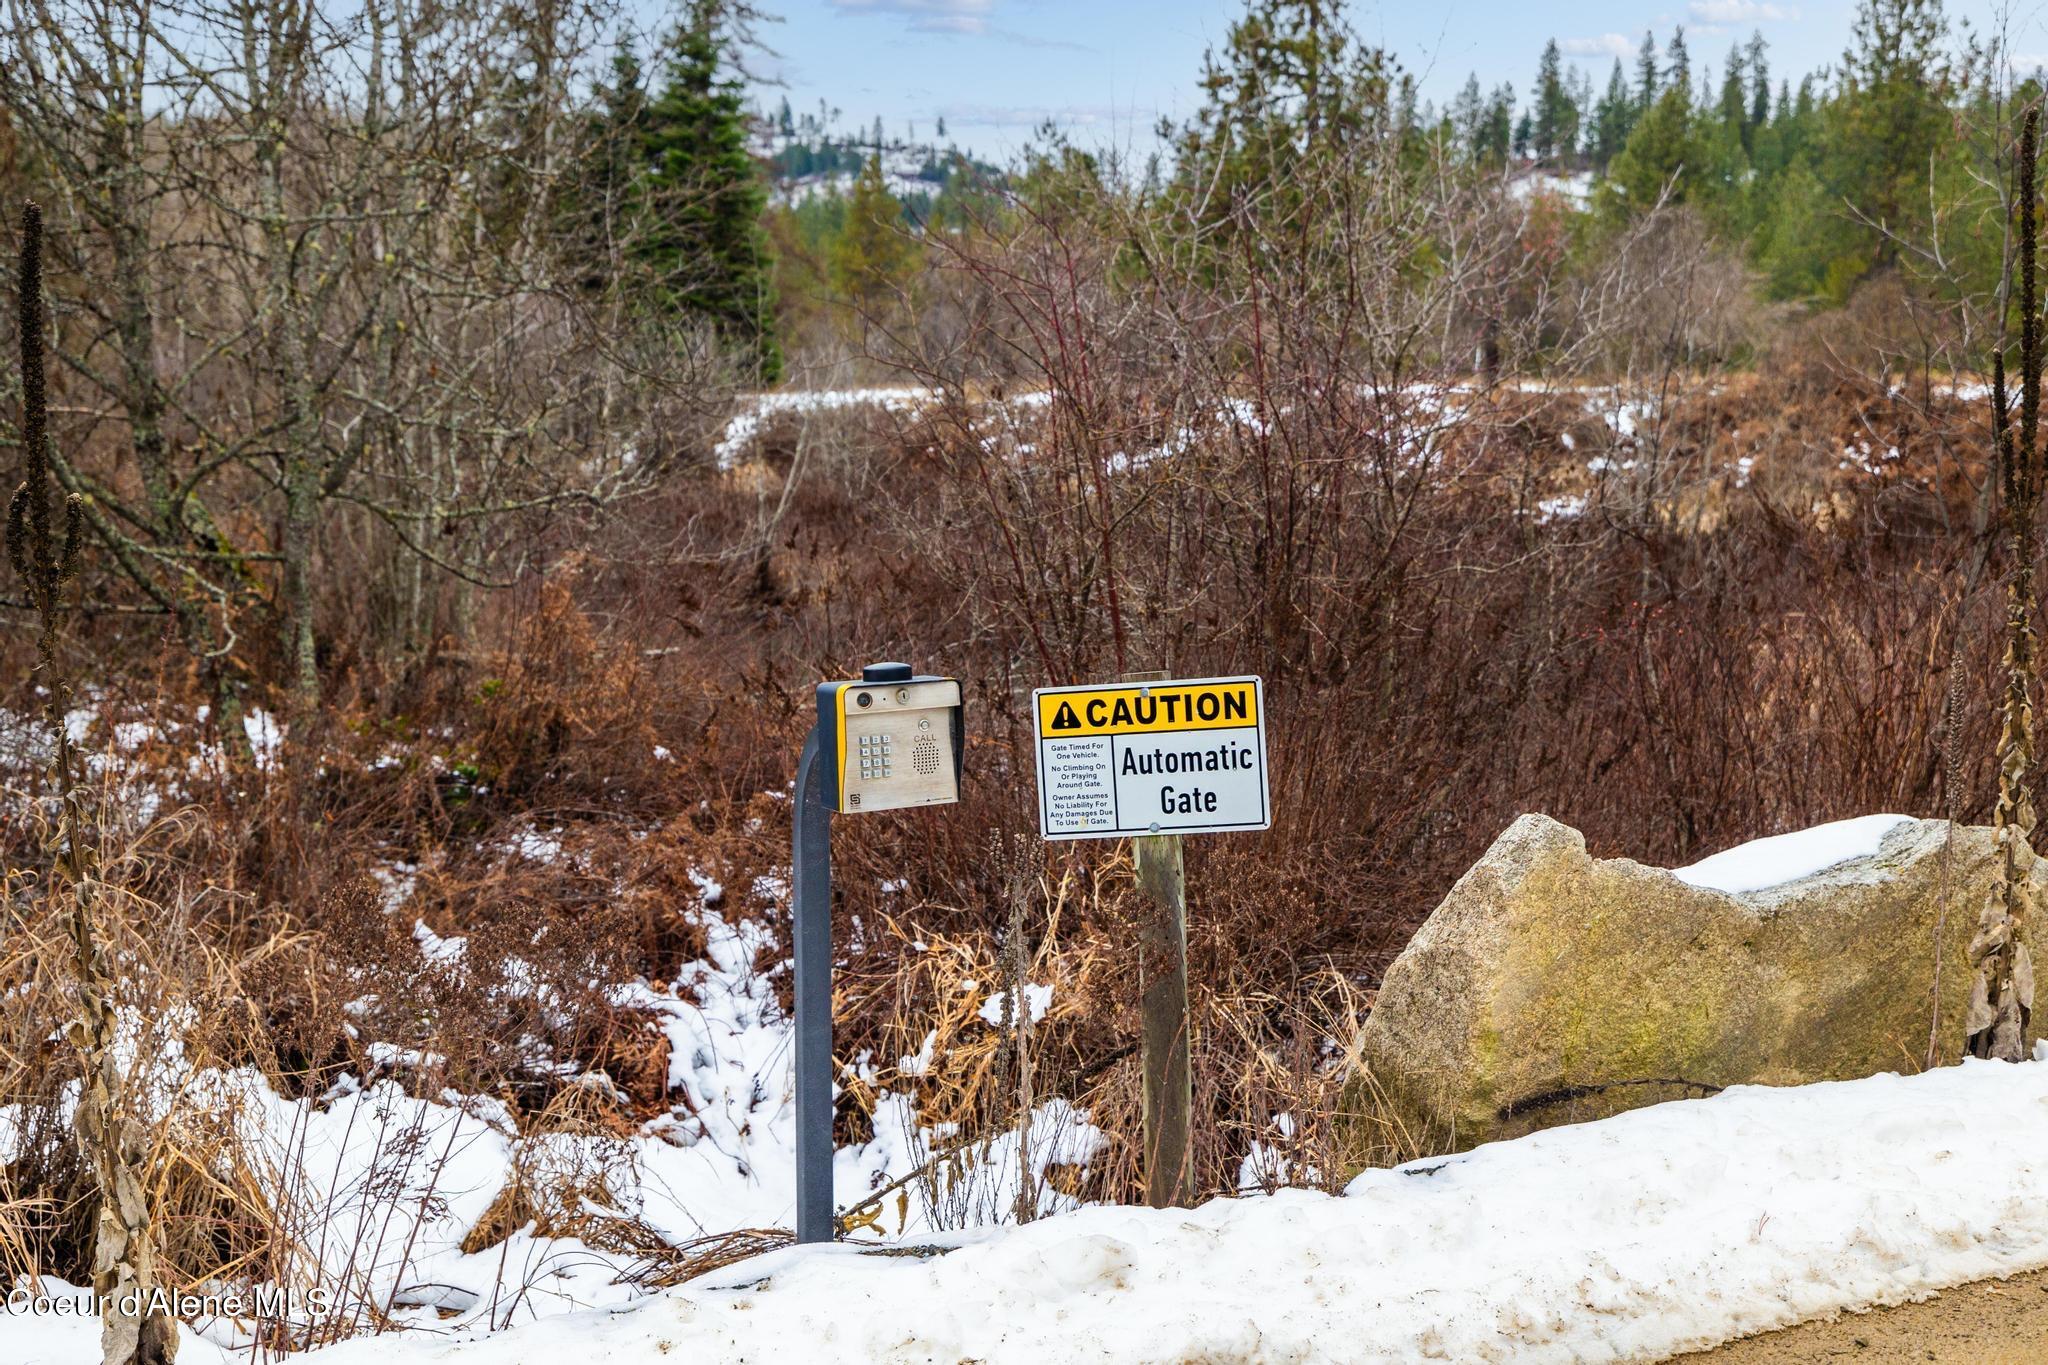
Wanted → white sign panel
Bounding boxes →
[1031,676,1270,840]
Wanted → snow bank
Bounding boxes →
[714,387,931,468]
[1673,814,1912,894]
[285,1055,2048,1364]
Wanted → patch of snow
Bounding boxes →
[242,708,283,766]
[1508,169,1594,206]
[1237,1112,1316,1193]
[897,1029,939,1077]
[1672,814,1912,894]
[977,982,1052,1027]
[6,1278,241,1364]
[413,919,468,965]
[612,873,1101,1243]
[508,824,564,864]
[1104,398,1271,475]
[1533,493,1586,525]
[1588,392,1654,439]
[370,861,418,913]
[364,1040,447,1072]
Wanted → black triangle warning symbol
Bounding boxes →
[1050,701,1082,731]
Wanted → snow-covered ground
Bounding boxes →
[29,1052,2048,1364]
[14,814,2048,1363]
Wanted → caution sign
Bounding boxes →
[1032,676,1269,841]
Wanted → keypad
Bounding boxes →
[857,733,893,779]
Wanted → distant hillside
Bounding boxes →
[751,108,1004,215]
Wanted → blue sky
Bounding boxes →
[732,0,2048,158]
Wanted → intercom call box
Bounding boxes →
[816,663,964,813]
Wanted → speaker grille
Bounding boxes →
[912,735,941,774]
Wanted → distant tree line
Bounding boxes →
[1427,0,2004,303]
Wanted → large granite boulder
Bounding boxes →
[1346,813,2037,1157]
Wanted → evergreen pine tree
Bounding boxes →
[1173,1,1390,186]
[1591,58,1635,169]
[1718,46,1747,140]
[633,1,781,380]
[1452,73,1485,157]
[1532,39,1570,162]
[1481,82,1515,164]
[579,40,651,264]
[1831,0,1949,266]
[1666,26,1691,98]
[1635,31,1660,111]
[1745,31,1770,135]
[1566,66,1593,155]
[832,153,919,311]
[1599,78,1735,222]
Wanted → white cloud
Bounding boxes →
[1688,0,1799,21]
[830,0,996,35]
[1561,34,1635,60]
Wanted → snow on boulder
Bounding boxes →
[1347,813,2038,1155]
[1672,814,1911,894]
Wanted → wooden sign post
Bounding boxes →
[1132,828,1192,1207]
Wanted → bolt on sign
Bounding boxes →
[1032,676,1270,840]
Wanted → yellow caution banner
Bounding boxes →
[1035,679,1258,738]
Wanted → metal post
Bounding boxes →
[792,727,835,1243]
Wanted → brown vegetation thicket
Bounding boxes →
[0,335,2010,1287]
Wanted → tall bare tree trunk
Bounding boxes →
[1971,110,2041,1062]
[9,202,177,1365]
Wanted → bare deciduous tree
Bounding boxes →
[9,201,177,1365]
[1,0,736,729]
[1969,107,2039,1062]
